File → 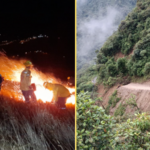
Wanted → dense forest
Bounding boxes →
[77,0,150,93]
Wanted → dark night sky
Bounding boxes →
[0,1,74,36]
[0,1,75,80]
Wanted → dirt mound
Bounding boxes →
[114,52,124,60]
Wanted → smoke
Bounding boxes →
[77,2,125,68]
[77,6,123,57]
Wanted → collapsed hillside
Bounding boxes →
[97,80,150,116]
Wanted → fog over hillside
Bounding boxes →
[78,7,122,56]
[77,0,136,70]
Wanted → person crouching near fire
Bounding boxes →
[43,82,70,109]
[20,61,37,103]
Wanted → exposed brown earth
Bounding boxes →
[98,80,150,115]
[114,52,124,60]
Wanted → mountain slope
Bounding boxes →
[78,0,150,94]
[96,0,150,86]
[77,0,137,71]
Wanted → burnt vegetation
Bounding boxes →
[0,94,75,150]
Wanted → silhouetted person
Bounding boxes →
[43,82,70,109]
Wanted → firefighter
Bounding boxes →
[0,74,4,91]
[20,61,37,103]
[43,82,70,109]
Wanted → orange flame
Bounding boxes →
[0,52,75,105]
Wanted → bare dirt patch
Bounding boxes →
[97,80,150,115]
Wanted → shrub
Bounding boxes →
[96,52,108,64]
[80,83,94,92]
[114,103,126,116]
[77,92,115,149]
[103,77,117,87]
[133,49,142,59]
[106,90,121,114]
[107,64,118,77]
[140,49,147,56]
[143,62,150,75]
[111,113,150,149]
[117,58,128,74]
[127,59,134,76]
[145,17,150,29]
[96,64,103,72]
[100,32,122,56]
[99,65,107,79]
[108,90,121,108]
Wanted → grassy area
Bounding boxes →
[0,95,75,150]
[105,90,121,114]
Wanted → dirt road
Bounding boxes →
[120,83,150,91]
[113,81,150,114]
[98,80,150,115]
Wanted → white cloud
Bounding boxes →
[77,6,123,57]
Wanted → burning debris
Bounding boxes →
[0,52,75,105]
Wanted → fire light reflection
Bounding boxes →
[0,53,75,105]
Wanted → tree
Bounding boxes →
[143,62,150,75]
[77,92,115,149]
[117,58,128,74]
[107,64,118,77]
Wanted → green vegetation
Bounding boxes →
[106,90,121,114]
[78,0,150,93]
[77,92,115,149]
[114,103,126,116]
[77,0,150,149]
[112,113,150,149]
[77,92,150,149]
[126,94,141,113]
[95,0,150,87]
[77,65,97,93]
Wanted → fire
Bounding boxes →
[66,95,75,104]
[34,85,53,103]
[0,52,75,105]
